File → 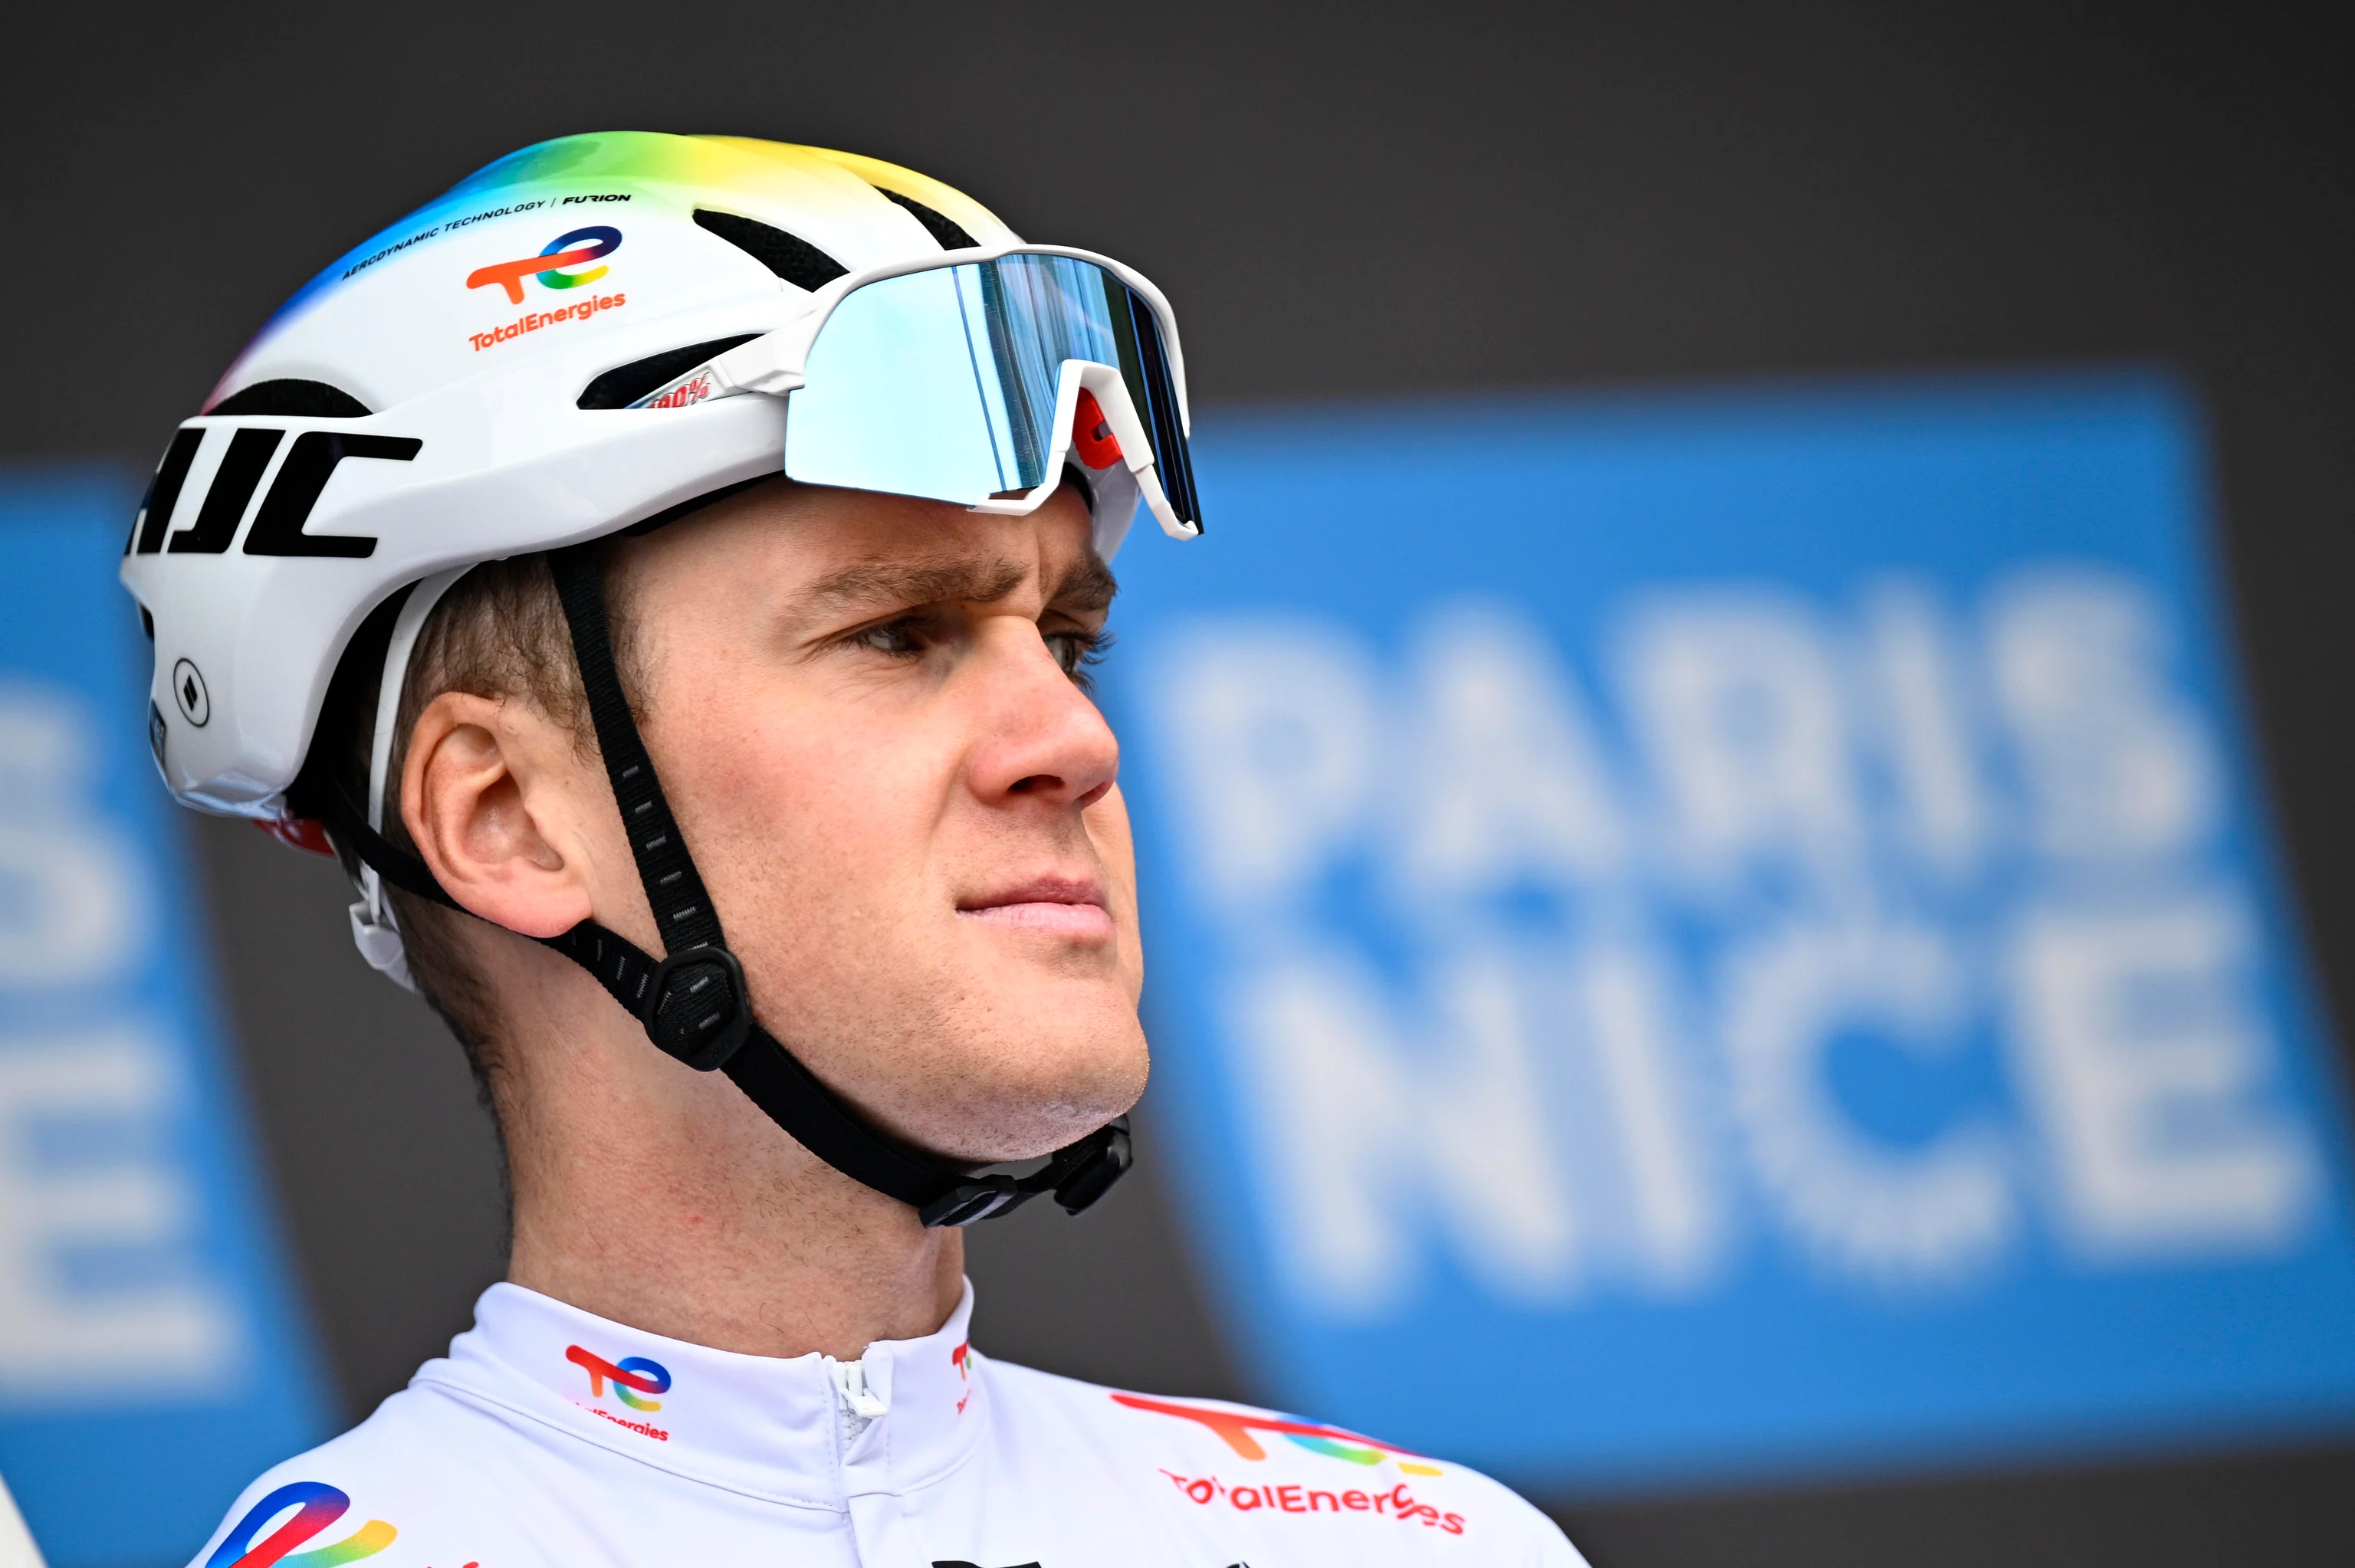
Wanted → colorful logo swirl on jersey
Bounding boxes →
[203,1481,396,1568]
[1112,1393,1444,1476]
[567,1343,672,1410]
[465,226,620,304]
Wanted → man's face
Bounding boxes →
[603,478,1146,1163]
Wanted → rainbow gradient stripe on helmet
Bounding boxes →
[236,131,1012,381]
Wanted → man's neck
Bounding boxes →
[488,946,965,1363]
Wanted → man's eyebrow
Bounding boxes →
[1050,552,1118,613]
[789,556,1032,618]
[787,549,1119,619]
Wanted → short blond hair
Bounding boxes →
[302,549,642,1110]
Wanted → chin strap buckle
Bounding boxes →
[918,1115,1135,1229]
[642,944,755,1073]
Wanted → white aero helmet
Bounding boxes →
[120,131,1203,1225]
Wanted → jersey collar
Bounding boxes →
[415,1278,990,1505]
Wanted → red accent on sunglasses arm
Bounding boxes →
[1072,389,1124,470]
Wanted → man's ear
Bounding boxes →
[402,691,593,940]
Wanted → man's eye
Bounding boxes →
[1047,628,1114,690]
[852,618,927,657]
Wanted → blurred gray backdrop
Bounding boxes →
[7,5,2353,1564]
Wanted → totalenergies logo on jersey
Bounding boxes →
[567,1343,671,1411]
[203,1481,396,1568]
[1112,1393,1444,1475]
[465,225,621,304]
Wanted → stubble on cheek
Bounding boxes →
[1082,786,1147,1005]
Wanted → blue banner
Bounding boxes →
[0,472,333,1567]
[1105,373,2355,1489]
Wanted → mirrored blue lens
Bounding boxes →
[784,254,1194,523]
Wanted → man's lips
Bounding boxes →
[957,876,1114,940]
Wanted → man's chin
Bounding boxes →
[905,996,1148,1163]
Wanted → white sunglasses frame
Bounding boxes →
[628,243,1202,541]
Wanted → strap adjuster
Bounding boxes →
[642,944,754,1072]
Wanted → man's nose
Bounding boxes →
[964,623,1120,810]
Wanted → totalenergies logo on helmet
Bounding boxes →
[466,225,621,304]
[203,1481,396,1568]
[566,1343,671,1411]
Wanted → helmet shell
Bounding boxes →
[121,133,1027,816]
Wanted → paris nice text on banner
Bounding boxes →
[1102,373,2355,1489]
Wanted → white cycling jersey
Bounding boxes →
[190,1280,1586,1568]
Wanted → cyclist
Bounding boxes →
[126,133,1586,1568]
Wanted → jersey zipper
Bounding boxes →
[827,1356,889,1457]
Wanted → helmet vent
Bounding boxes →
[577,335,761,411]
[879,189,977,251]
[205,379,370,418]
[692,209,847,292]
